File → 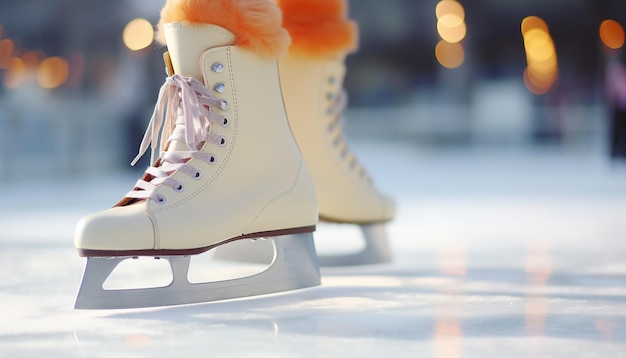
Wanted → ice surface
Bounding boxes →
[1,140,626,357]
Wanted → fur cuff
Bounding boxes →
[277,0,358,58]
[156,0,290,58]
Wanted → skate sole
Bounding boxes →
[77,225,315,257]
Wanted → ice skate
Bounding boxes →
[214,0,395,266]
[74,0,320,309]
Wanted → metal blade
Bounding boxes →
[74,232,320,309]
[318,224,392,266]
[213,223,392,267]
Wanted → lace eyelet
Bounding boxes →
[219,99,229,110]
[209,155,216,164]
[214,82,226,93]
[174,184,184,192]
[221,117,229,127]
[328,76,337,85]
[219,136,227,147]
[156,195,167,204]
[211,63,224,73]
[193,171,202,180]
[326,92,334,101]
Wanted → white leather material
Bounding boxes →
[278,55,395,224]
[163,23,235,80]
[75,24,317,252]
[75,203,155,251]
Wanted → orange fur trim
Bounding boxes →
[156,0,290,58]
[277,0,358,58]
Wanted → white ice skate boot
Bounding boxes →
[214,0,395,266]
[74,6,320,309]
[279,54,395,265]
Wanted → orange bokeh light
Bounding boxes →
[3,57,26,88]
[37,57,70,89]
[524,67,557,95]
[521,16,548,36]
[521,16,558,95]
[435,40,465,69]
[0,38,14,69]
[21,50,41,70]
[600,19,625,50]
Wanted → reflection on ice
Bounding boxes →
[2,143,626,356]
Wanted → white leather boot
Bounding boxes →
[279,55,395,224]
[277,54,395,266]
[73,23,320,309]
[214,0,395,266]
[214,54,395,266]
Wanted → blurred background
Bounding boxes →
[0,0,625,181]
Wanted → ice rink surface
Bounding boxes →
[2,139,626,357]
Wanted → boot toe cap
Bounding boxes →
[74,204,155,253]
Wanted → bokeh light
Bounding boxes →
[436,0,465,21]
[521,16,548,36]
[3,57,26,88]
[21,50,41,71]
[437,20,467,44]
[599,19,625,50]
[435,40,465,69]
[0,39,14,69]
[521,16,558,95]
[435,0,466,69]
[123,18,154,51]
[37,57,70,89]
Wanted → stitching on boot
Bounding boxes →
[244,159,306,233]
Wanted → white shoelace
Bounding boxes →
[126,74,227,203]
[327,90,370,182]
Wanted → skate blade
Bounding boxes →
[213,223,392,267]
[74,232,320,309]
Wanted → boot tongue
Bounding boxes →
[161,23,235,153]
[164,23,236,81]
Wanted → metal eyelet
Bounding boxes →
[328,76,337,85]
[219,99,229,111]
[218,136,227,147]
[209,155,216,164]
[193,171,202,180]
[326,92,334,101]
[156,195,166,204]
[214,82,226,93]
[221,117,229,127]
[211,62,224,73]
[174,184,184,192]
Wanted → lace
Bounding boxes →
[327,89,371,182]
[126,74,227,203]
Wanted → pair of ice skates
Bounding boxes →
[74,0,395,309]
